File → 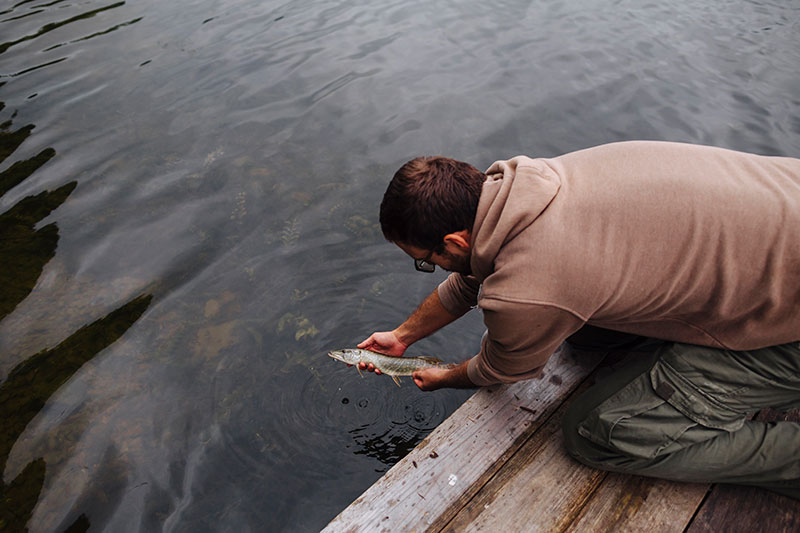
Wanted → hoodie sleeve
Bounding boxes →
[466,299,585,386]
[437,273,481,316]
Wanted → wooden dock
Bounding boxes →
[323,346,800,532]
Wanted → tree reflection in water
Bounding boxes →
[0,106,152,532]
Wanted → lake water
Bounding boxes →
[1,0,798,530]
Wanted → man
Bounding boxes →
[359,141,800,498]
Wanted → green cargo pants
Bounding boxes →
[562,327,800,500]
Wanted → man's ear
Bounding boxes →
[443,230,471,250]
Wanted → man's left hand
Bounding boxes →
[412,367,450,391]
[412,361,475,391]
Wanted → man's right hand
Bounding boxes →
[358,331,407,356]
[356,331,407,374]
[356,287,461,374]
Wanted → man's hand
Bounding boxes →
[358,330,407,355]
[356,288,464,376]
[412,367,451,391]
[356,331,408,374]
[412,361,475,391]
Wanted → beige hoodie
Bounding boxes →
[437,141,800,386]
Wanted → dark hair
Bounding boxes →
[380,156,485,251]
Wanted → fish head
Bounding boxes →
[327,348,362,365]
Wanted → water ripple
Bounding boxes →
[1,0,798,530]
[0,1,127,55]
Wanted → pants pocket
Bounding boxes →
[648,352,747,431]
[577,348,749,460]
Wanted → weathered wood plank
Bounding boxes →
[439,382,606,533]
[322,346,600,533]
[685,409,800,533]
[686,484,800,533]
[566,474,709,533]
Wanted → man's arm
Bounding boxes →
[410,304,581,392]
[358,287,462,356]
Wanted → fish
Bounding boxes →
[327,348,455,386]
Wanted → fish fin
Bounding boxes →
[356,366,364,378]
[417,356,444,364]
[391,375,402,387]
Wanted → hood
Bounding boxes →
[469,156,562,281]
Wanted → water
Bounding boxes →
[1,0,798,530]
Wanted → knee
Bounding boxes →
[562,400,585,460]
[561,400,610,469]
[561,399,643,473]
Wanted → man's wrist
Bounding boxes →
[392,326,414,347]
[443,361,476,389]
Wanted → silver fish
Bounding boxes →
[327,348,455,386]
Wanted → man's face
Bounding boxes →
[396,240,472,276]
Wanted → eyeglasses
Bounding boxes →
[414,255,435,273]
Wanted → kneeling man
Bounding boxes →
[360,141,800,499]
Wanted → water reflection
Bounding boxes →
[0,0,797,529]
[0,184,73,320]
[0,110,35,162]
[0,147,56,197]
[0,112,63,318]
[0,1,127,55]
[0,108,152,531]
[0,294,151,532]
